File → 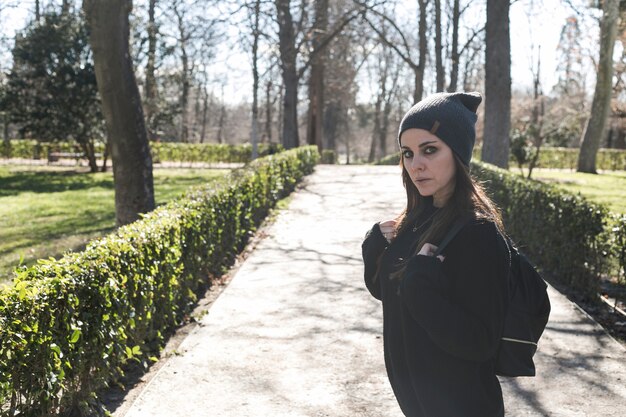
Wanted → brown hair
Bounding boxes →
[374,153,505,282]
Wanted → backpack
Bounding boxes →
[495,242,551,377]
[435,220,551,377]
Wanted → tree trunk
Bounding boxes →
[217,102,226,144]
[434,0,445,92]
[276,0,299,149]
[448,0,460,92]
[83,0,155,226]
[200,87,208,143]
[306,0,328,150]
[175,7,190,143]
[414,0,427,103]
[482,0,511,169]
[369,95,382,163]
[250,0,261,159]
[265,80,273,143]
[61,0,71,14]
[35,0,40,21]
[577,0,619,173]
[144,0,158,141]
[101,140,110,172]
[79,140,99,173]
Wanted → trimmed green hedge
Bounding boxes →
[0,146,319,416]
[470,161,625,298]
[0,140,283,164]
[376,148,626,171]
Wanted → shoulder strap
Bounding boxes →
[433,217,470,257]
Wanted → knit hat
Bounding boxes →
[398,92,482,166]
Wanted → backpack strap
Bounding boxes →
[433,217,470,257]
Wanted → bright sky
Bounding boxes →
[0,0,602,103]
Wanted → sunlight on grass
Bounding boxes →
[0,165,227,284]
[526,169,626,214]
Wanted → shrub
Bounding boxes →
[319,149,337,164]
[375,153,400,165]
[0,140,284,164]
[471,161,611,298]
[0,146,318,416]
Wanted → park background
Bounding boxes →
[0,0,624,415]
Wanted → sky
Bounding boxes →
[0,0,603,104]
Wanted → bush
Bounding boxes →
[0,140,284,164]
[0,146,318,416]
[471,161,612,298]
[375,153,400,165]
[470,146,626,171]
[319,149,337,164]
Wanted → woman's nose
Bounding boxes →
[409,154,424,172]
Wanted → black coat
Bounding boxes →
[362,204,510,417]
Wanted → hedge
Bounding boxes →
[0,146,319,416]
[376,147,626,171]
[470,161,625,298]
[0,140,283,164]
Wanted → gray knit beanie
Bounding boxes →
[398,91,482,166]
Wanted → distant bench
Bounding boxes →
[47,151,103,163]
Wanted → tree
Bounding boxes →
[144,0,159,142]
[83,0,155,226]
[0,10,105,172]
[306,0,329,149]
[577,0,620,173]
[482,0,511,169]
[360,0,428,103]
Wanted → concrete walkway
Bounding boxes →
[122,165,626,417]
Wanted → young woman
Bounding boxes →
[362,92,511,417]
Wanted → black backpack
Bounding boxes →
[435,220,551,377]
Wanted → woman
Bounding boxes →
[362,92,511,417]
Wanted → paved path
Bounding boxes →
[122,165,626,417]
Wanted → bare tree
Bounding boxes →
[482,0,511,169]
[250,0,261,158]
[144,0,158,141]
[275,0,362,149]
[275,0,299,148]
[434,0,444,91]
[83,0,155,226]
[306,0,328,149]
[577,0,620,173]
[359,0,428,103]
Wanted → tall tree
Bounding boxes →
[306,0,329,149]
[1,10,104,172]
[447,0,460,92]
[250,0,262,158]
[83,0,155,226]
[577,0,620,173]
[434,0,445,92]
[482,0,511,169]
[144,0,158,141]
[360,0,428,103]
[275,0,299,148]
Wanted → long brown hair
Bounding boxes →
[374,153,505,282]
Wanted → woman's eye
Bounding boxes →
[402,150,413,158]
[424,146,437,155]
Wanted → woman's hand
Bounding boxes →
[379,219,397,243]
[418,243,445,262]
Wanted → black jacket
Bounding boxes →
[362,204,510,417]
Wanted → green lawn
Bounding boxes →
[0,165,227,284]
[524,169,626,214]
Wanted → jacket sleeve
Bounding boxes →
[361,223,388,301]
[399,221,510,362]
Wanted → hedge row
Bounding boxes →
[0,140,283,163]
[377,147,626,171]
[470,161,625,298]
[0,146,319,416]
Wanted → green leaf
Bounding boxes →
[69,329,81,344]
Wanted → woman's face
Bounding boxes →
[400,128,457,207]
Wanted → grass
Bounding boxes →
[0,165,227,285]
[522,168,626,214]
